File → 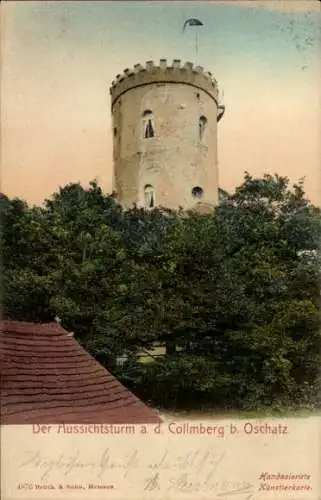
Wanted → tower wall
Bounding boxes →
[110,59,224,211]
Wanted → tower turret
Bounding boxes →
[110,59,225,211]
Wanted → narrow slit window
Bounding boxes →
[145,120,154,138]
[144,184,155,208]
[199,115,207,140]
[142,110,155,139]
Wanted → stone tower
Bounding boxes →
[110,59,225,211]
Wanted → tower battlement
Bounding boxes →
[110,59,219,106]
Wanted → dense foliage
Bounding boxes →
[1,173,321,412]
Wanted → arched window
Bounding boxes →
[142,110,155,139]
[199,115,207,140]
[144,184,155,208]
[192,186,204,199]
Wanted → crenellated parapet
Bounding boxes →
[110,59,220,106]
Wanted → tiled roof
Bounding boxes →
[0,321,161,424]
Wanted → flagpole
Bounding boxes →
[183,19,203,60]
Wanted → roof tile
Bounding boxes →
[0,321,161,424]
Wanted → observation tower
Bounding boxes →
[109,59,225,211]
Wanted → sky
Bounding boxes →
[1,0,321,206]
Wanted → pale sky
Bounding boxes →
[1,0,321,205]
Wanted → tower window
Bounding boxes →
[196,92,200,100]
[192,186,204,199]
[144,184,155,208]
[199,115,207,140]
[142,110,155,139]
[113,127,117,137]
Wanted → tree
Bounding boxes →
[122,174,321,410]
[2,174,320,411]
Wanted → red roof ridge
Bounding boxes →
[0,321,69,336]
